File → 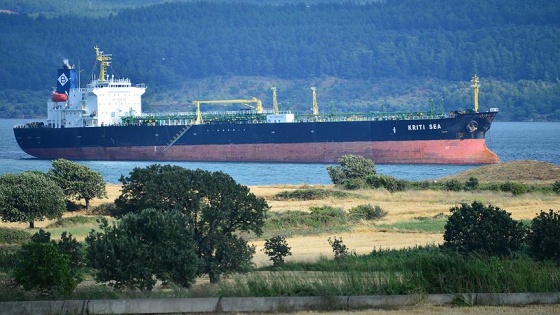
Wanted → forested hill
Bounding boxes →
[0,0,559,121]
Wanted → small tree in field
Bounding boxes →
[48,159,107,210]
[0,172,65,228]
[442,201,525,257]
[527,209,560,265]
[263,235,292,267]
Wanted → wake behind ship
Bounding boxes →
[14,47,499,164]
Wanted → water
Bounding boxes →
[1,119,558,185]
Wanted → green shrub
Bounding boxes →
[327,155,376,186]
[262,235,292,267]
[348,204,387,221]
[527,209,560,265]
[444,179,463,191]
[365,174,407,192]
[328,236,353,259]
[0,227,31,244]
[442,202,526,257]
[13,241,78,297]
[552,181,560,195]
[500,182,527,196]
[342,178,369,190]
[273,188,352,200]
[464,177,479,191]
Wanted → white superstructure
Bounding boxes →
[46,46,146,128]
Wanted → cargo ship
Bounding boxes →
[13,47,499,164]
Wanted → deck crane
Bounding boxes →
[271,87,279,115]
[471,74,480,113]
[311,87,319,115]
[192,98,263,124]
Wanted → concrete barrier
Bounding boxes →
[1,293,559,314]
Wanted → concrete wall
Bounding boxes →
[1,293,559,314]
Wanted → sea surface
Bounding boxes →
[1,119,558,185]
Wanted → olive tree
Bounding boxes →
[48,159,107,210]
[442,201,525,257]
[0,172,65,228]
[113,164,269,283]
[86,209,199,290]
[527,209,560,265]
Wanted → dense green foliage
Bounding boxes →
[48,159,107,210]
[0,227,30,244]
[0,172,65,228]
[262,235,292,267]
[527,209,560,265]
[13,230,82,297]
[327,155,377,187]
[86,209,199,290]
[347,204,387,221]
[442,202,526,257]
[114,164,268,283]
[0,0,559,120]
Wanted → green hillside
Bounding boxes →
[0,0,559,120]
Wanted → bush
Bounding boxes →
[552,181,560,195]
[262,235,292,267]
[0,227,31,244]
[442,201,526,257]
[327,155,376,186]
[13,241,78,297]
[348,204,387,221]
[464,177,479,191]
[273,188,352,200]
[328,236,354,259]
[444,179,463,191]
[527,209,560,265]
[500,181,527,196]
[366,174,407,192]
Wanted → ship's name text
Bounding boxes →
[408,124,441,131]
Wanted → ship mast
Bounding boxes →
[311,87,319,115]
[94,46,112,82]
[271,87,279,115]
[471,74,480,112]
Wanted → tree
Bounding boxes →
[114,164,269,283]
[263,235,292,267]
[527,209,560,265]
[13,230,82,297]
[85,209,199,290]
[48,159,107,210]
[442,201,525,257]
[0,172,65,228]
[327,155,376,186]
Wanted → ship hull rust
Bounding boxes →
[18,139,499,164]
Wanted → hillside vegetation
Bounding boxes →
[441,160,560,183]
[0,0,559,120]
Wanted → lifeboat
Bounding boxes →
[52,92,67,102]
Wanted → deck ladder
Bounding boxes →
[162,124,192,153]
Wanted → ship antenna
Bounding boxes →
[311,87,319,115]
[471,74,480,112]
[94,46,112,82]
[271,87,279,114]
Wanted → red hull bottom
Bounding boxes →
[23,139,500,164]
